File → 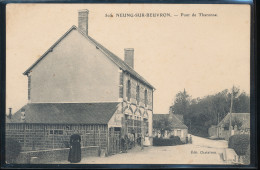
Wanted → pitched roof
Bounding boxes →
[6,103,119,124]
[218,112,250,129]
[23,25,155,89]
[153,114,169,121]
[171,114,188,129]
[153,113,188,129]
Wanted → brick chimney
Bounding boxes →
[8,108,12,119]
[78,9,89,35]
[21,108,25,121]
[124,48,134,68]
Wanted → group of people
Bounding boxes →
[67,132,149,163]
[120,132,148,153]
[120,134,133,153]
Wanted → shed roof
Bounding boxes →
[23,26,155,89]
[6,103,119,124]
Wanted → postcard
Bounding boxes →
[4,3,252,166]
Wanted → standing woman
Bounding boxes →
[124,134,128,152]
[141,133,144,150]
[68,134,81,163]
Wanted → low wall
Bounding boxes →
[14,146,100,164]
[219,130,230,140]
[208,126,218,137]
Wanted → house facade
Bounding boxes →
[6,9,155,154]
[208,113,250,140]
[153,113,188,143]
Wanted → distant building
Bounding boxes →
[6,9,155,154]
[153,113,188,143]
[208,113,250,140]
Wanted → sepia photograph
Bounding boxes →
[4,3,252,166]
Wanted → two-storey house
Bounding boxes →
[6,9,155,155]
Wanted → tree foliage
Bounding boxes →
[170,87,250,137]
[153,115,174,135]
[223,117,243,129]
[170,89,191,116]
[153,136,183,146]
[228,134,250,156]
[5,138,22,163]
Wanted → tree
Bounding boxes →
[233,92,250,113]
[228,134,250,162]
[5,138,22,163]
[170,87,250,137]
[153,115,174,137]
[223,117,243,130]
[171,89,191,116]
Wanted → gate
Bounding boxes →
[108,127,121,155]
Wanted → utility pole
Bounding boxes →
[217,112,219,138]
[189,120,191,133]
[229,86,234,136]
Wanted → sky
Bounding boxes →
[6,4,250,114]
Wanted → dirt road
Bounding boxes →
[54,135,232,164]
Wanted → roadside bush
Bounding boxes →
[153,136,183,146]
[210,137,225,140]
[170,135,183,145]
[228,134,250,156]
[5,138,22,163]
[243,145,250,165]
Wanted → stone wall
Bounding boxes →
[122,72,153,109]
[14,146,99,164]
[208,125,218,137]
[28,29,120,103]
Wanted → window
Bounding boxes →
[28,75,31,100]
[127,80,131,101]
[66,125,71,130]
[50,130,63,135]
[26,124,32,129]
[136,85,140,104]
[144,89,148,107]
[177,130,181,137]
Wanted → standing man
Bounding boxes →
[120,136,126,153]
[189,135,192,144]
